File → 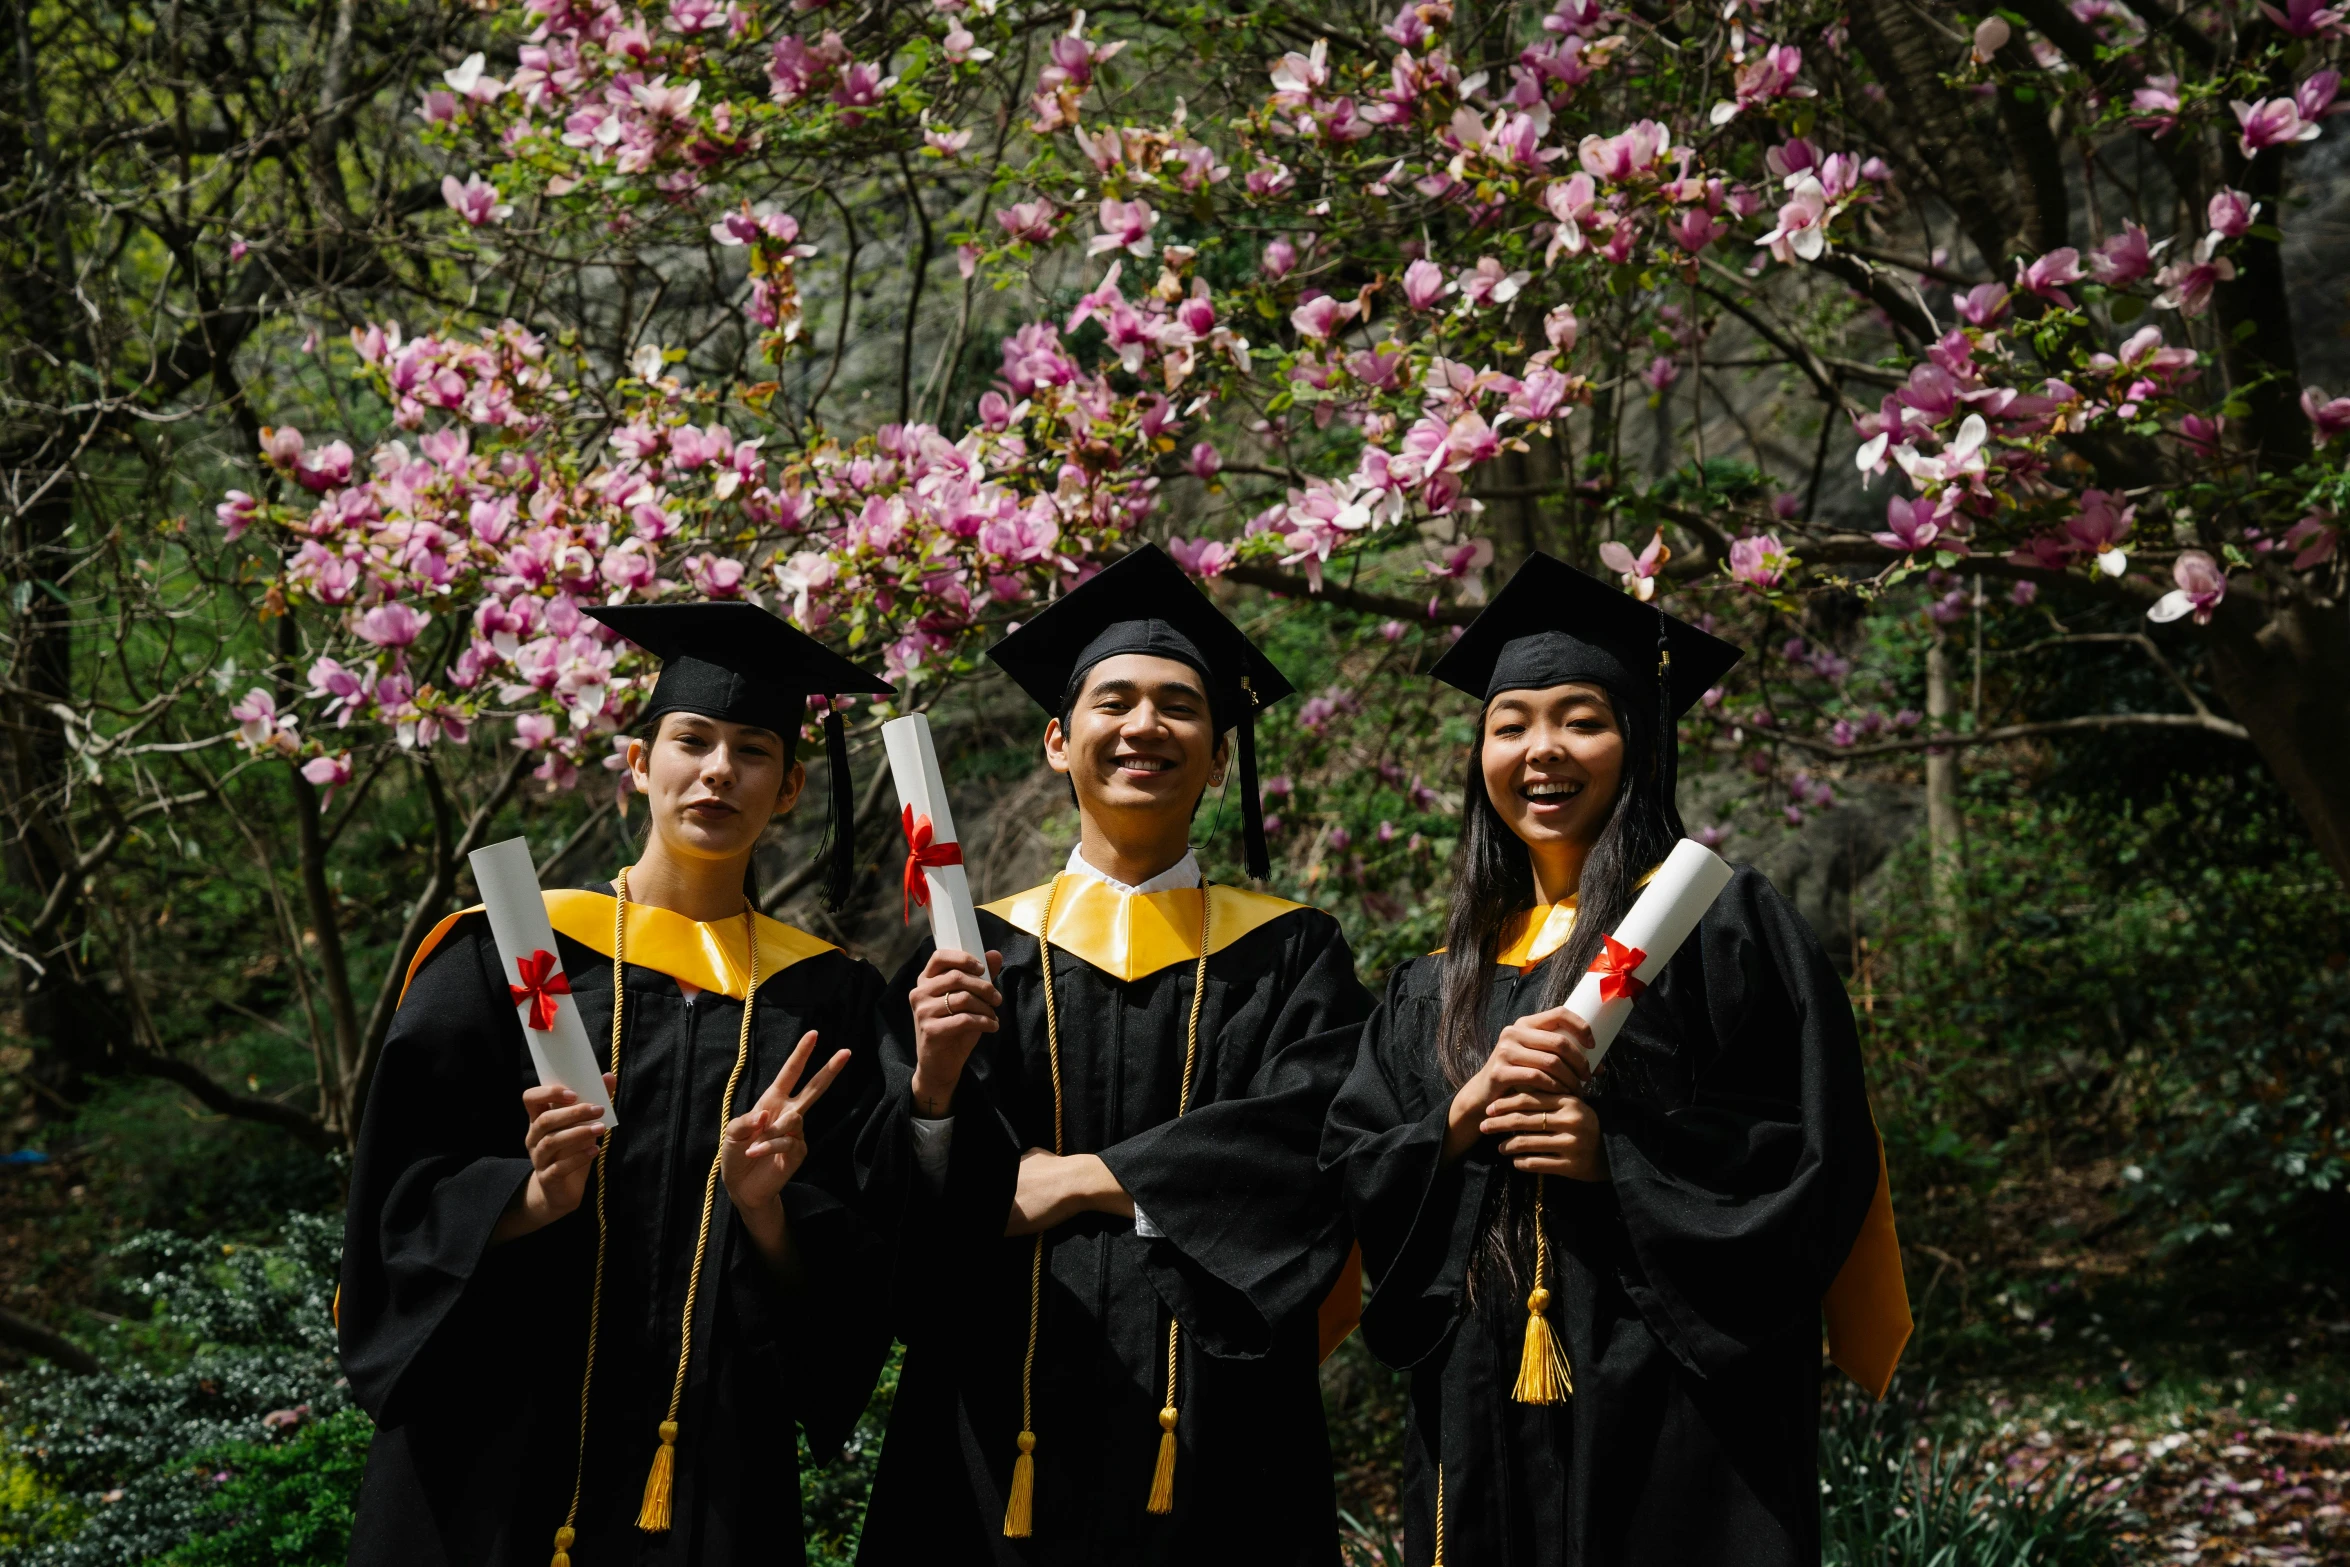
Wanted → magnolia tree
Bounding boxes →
[7,0,2350,1140]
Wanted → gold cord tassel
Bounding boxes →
[549,1524,575,1567]
[1004,1429,1037,1537]
[1431,1464,1447,1566]
[1146,1405,1178,1513]
[1511,1179,1573,1404]
[635,1420,680,1530]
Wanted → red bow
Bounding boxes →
[901,805,964,923]
[509,949,571,1031]
[1589,934,1649,1005]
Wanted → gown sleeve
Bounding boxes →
[1599,866,1881,1378]
[338,919,537,1427]
[1097,913,1372,1358]
[724,954,896,1456]
[851,932,1026,1347]
[1320,962,1498,1371]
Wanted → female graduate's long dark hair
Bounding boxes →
[1434,680,1684,1300]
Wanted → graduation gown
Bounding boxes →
[1323,867,1908,1567]
[855,874,1372,1567]
[338,890,892,1567]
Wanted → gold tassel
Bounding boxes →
[1512,1285,1573,1403]
[1003,1430,1036,1537]
[550,1525,575,1567]
[636,1420,679,1532]
[1146,1405,1178,1514]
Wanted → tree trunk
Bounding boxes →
[1925,628,1971,960]
[2201,590,2350,885]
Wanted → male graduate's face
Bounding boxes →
[1044,653,1230,826]
[1481,682,1625,855]
[629,713,806,864]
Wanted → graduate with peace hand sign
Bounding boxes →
[722,1029,854,1278]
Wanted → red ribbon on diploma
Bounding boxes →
[901,805,964,923]
[509,949,571,1031]
[1589,933,1649,1004]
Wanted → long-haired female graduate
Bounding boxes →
[855,545,1372,1566]
[1323,554,1911,1567]
[338,601,897,1567]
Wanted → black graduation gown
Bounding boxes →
[854,878,1372,1567]
[338,896,891,1567]
[1323,867,1882,1567]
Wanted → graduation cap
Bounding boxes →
[988,545,1293,879]
[1428,551,1742,809]
[582,600,896,909]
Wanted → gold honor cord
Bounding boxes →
[1510,1178,1572,1404]
[1003,877,1210,1536]
[1431,1464,1446,1566]
[548,868,761,1566]
[1145,890,1211,1515]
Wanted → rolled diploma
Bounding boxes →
[468,836,617,1129]
[881,714,984,960]
[1563,838,1736,1066]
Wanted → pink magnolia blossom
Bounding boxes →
[1971,15,2011,61]
[2207,188,2259,239]
[294,440,354,493]
[1262,236,1300,279]
[1955,282,2011,325]
[2232,96,2323,157]
[1757,175,1831,263]
[1728,533,1790,593]
[1640,356,1679,394]
[1577,120,1669,181]
[2066,489,2136,573]
[1088,197,1158,257]
[2087,222,2158,286]
[1187,442,1223,481]
[2299,69,2343,123]
[996,200,1057,244]
[355,603,430,647]
[1166,535,1236,577]
[443,53,505,101]
[684,553,747,596]
[1424,538,1494,581]
[1401,258,1449,309]
[2263,0,2349,35]
[2303,386,2350,440]
[2148,550,2226,625]
[216,491,259,540]
[1597,530,1668,599]
[2131,74,2182,136]
[1291,293,1359,340]
[301,752,354,807]
[2153,247,2236,317]
[1872,496,1945,554]
[1457,257,1530,308]
[2283,512,2340,569]
[2174,413,2224,457]
[230,689,300,756]
[441,173,510,227]
[2015,247,2083,307]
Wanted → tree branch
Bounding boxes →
[118,1046,339,1153]
[1768,710,2250,759]
[1222,562,1478,624]
[0,1307,98,1375]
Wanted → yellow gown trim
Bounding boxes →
[1826,1127,1912,1399]
[980,874,1308,983]
[1493,900,1579,970]
[399,888,836,1005]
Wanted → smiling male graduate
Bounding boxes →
[854,545,1372,1566]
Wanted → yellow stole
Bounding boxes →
[400,889,836,1005]
[1454,901,1914,1398]
[981,874,1306,983]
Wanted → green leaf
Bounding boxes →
[2109,294,2145,324]
[2232,319,2259,342]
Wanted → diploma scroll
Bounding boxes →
[881,714,985,960]
[468,836,618,1129]
[1564,838,1736,1066]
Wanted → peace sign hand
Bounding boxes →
[721,1030,853,1223]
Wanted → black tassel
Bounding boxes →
[1656,606,1686,839]
[1236,691,1270,881]
[822,709,855,911]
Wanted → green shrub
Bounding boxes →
[159,1409,369,1567]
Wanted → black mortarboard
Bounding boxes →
[583,600,896,910]
[987,545,1294,878]
[1429,552,1742,813]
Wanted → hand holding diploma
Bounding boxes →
[494,1071,621,1244]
